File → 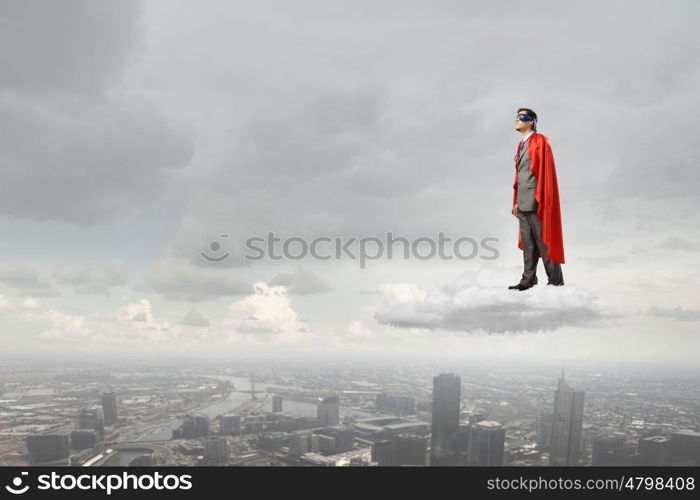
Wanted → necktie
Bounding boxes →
[514,140,524,163]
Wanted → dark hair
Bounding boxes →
[517,107,537,132]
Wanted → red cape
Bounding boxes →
[512,133,565,264]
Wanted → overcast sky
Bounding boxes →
[1,0,698,365]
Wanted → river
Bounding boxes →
[114,375,372,443]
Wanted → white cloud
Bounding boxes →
[376,283,427,304]
[221,282,310,335]
[374,269,609,334]
[21,297,39,309]
[0,295,15,310]
[41,309,90,341]
[117,298,169,332]
[346,319,373,340]
[33,298,171,344]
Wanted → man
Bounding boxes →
[508,108,565,291]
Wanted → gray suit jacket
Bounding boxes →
[515,138,539,212]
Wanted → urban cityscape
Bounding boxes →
[0,359,697,467]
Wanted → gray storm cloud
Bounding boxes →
[0,0,193,224]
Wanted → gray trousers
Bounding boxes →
[518,211,564,286]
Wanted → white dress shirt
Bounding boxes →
[520,130,534,145]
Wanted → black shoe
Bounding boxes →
[546,282,564,286]
[508,282,534,291]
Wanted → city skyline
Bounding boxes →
[1,358,698,467]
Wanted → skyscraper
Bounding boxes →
[272,395,283,413]
[396,434,428,465]
[455,423,471,465]
[219,414,241,435]
[430,373,461,466]
[469,420,505,466]
[372,439,397,466]
[638,436,670,465]
[591,433,626,466]
[78,407,104,437]
[537,411,553,449]
[203,436,229,465]
[372,434,428,466]
[101,392,118,426]
[317,395,340,427]
[668,430,700,466]
[549,371,585,466]
[26,434,70,464]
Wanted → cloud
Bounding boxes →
[376,283,427,303]
[25,285,309,348]
[136,258,251,302]
[1,0,145,95]
[346,320,373,340]
[269,265,332,294]
[374,269,608,334]
[0,296,39,321]
[53,258,128,295]
[0,296,15,310]
[0,261,60,296]
[655,236,700,252]
[221,282,310,335]
[21,297,39,309]
[117,299,169,332]
[41,309,90,341]
[38,298,171,343]
[578,255,629,268]
[179,309,211,327]
[0,1,194,224]
[647,306,700,322]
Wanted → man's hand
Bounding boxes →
[511,203,519,217]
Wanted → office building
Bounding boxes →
[180,414,210,438]
[219,414,242,435]
[669,430,700,466]
[101,392,118,426]
[396,434,428,465]
[78,407,104,436]
[638,435,670,466]
[373,439,397,466]
[244,414,265,434]
[376,393,416,415]
[26,434,70,464]
[289,431,319,456]
[537,412,553,449]
[549,372,585,466]
[591,433,626,466]
[430,373,461,466]
[318,396,340,427]
[455,423,471,465]
[203,437,229,465]
[70,430,98,450]
[469,420,505,466]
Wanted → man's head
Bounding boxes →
[515,107,537,133]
